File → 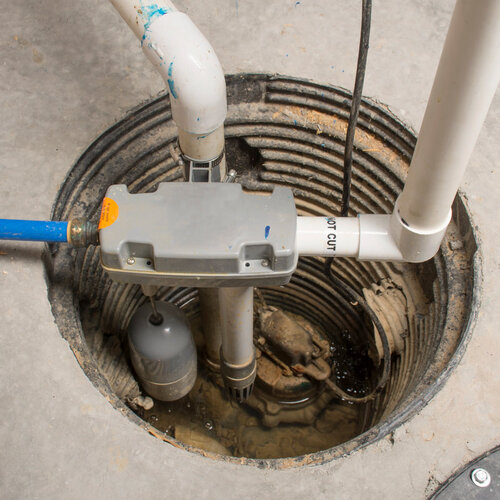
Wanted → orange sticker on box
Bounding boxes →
[98,197,119,230]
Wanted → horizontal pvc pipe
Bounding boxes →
[0,219,68,243]
[391,0,500,262]
[296,215,403,261]
[296,216,360,257]
[109,0,227,135]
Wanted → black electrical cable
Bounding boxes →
[341,0,372,218]
[324,0,391,403]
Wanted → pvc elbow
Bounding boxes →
[295,211,451,263]
[142,12,227,134]
[389,197,451,263]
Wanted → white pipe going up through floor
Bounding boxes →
[390,0,500,262]
[299,0,500,263]
[109,0,227,161]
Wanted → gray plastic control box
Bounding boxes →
[99,183,298,287]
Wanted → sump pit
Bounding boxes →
[46,74,479,465]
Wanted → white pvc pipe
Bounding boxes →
[299,0,500,264]
[178,127,225,162]
[109,0,227,136]
[178,126,227,178]
[296,215,403,261]
[391,0,500,262]
[108,0,177,39]
[219,287,254,366]
[198,288,222,367]
[296,216,359,257]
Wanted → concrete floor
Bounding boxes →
[0,1,498,498]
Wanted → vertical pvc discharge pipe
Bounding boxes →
[219,287,255,365]
[0,219,68,243]
[391,0,500,262]
[219,287,256,401]
[198,288,222,370]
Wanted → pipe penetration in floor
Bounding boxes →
[46,74,480,467]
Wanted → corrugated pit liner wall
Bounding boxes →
[46,74,479,467]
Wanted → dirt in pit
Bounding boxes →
[82,305,365,459]
[137,362,361,459]
[138,317,365,459]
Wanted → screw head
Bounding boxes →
[471,468,491,488]
[126,257,135,265]
[261,259,270,267]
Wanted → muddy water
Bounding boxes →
[135,318,364,459]
[82,302,367,459]
[138,363,361,459]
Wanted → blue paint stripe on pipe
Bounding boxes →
[0,219,68,243]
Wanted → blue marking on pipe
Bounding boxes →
[265,225,270,239]
[167,79,178,99]
[167,60,178,98]
[0,219,68,243]
[195,129,217,140]
[139,3,172,46]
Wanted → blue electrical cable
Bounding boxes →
[0,219,68,243]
